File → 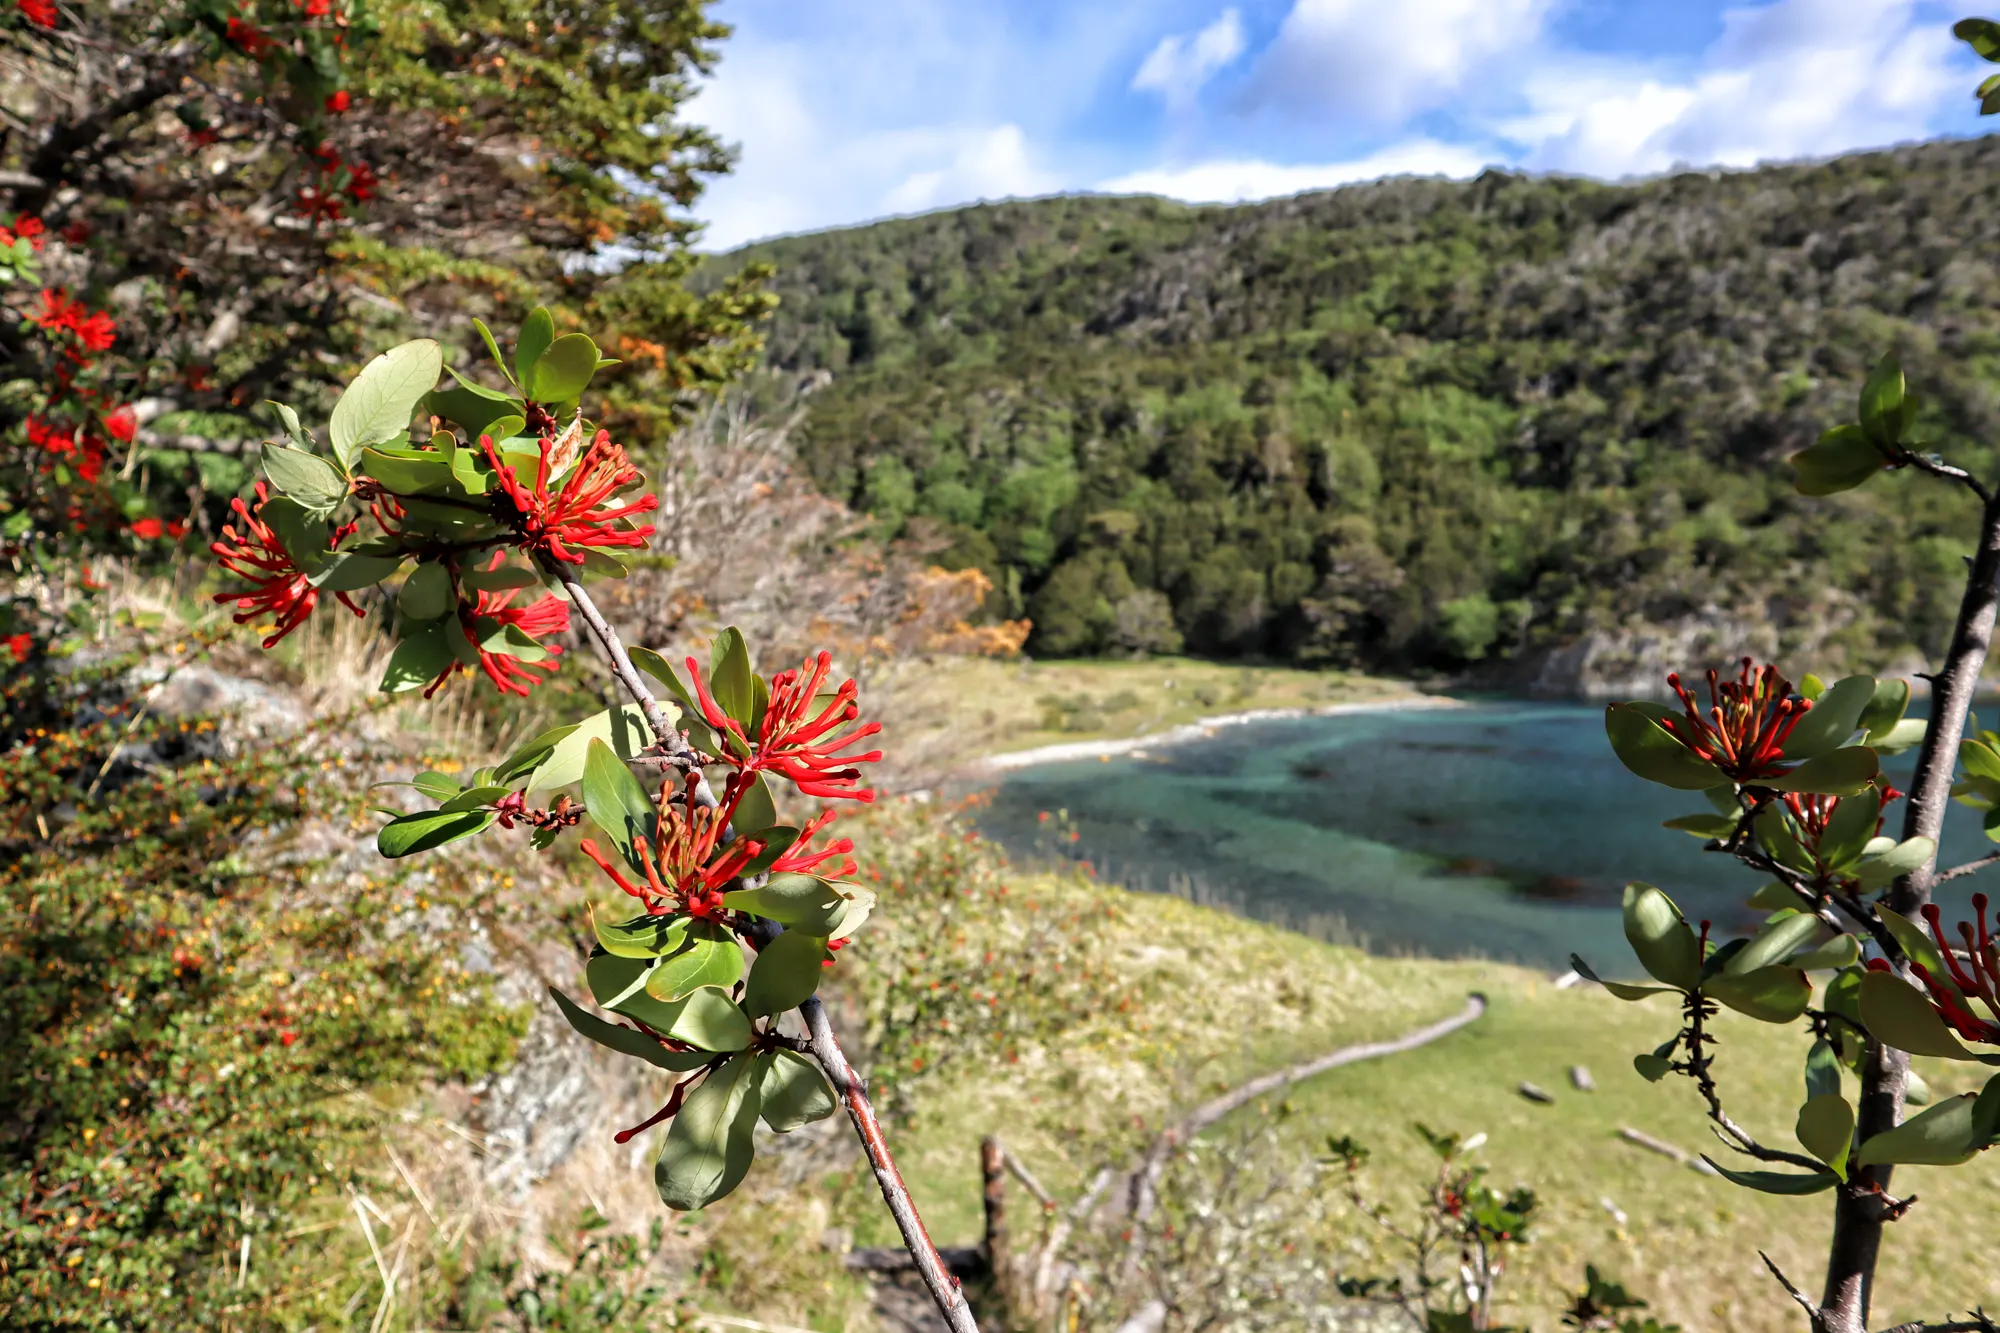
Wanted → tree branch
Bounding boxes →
[1823,486,2000,1333]
[549,561,979,1333]
[1936,853,2000,885]
[1680,992,1824,1171]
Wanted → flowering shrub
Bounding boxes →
[206,311,979,1329]
[1581,35,2000,1327]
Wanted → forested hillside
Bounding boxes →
[709,136,2000,683]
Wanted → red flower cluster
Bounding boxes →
[25,414,105,482]
[689,649,883,801]
[0,214,44,249]
[432,586,571,698]
[31,288,116,355]
[16,0,56,29]
[211,483,362,647]
[482,428,659,564]
[769,809,859,879]
[1781,781,1901,849]
[580,771,765,920]
[1658,659,1812,783]
[293,143,375,220]
[1900,897,2000,1045]
[326,90,350,113]
[6,633,30,663]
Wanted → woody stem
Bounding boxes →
[539,555,981,1333]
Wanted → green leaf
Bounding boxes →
[1569,952,1681,1001]
[1768,746,1879,796]
[330,339,443,469]
[1818,791,1883,871]
[261,444,347,511]
[358,446,454,496]
[428,379,523,437]
[1746,881,1796,910]
[1825,966,1865,1025]
[1859,678,1910,741]
[1858,971,1973,1059]
[709,627,757,731]
[1780,675,1875,760]
[410,771,460,802]
[1632,1053,1672,1082]
[1796,1092,1855,1178]
[548,986,714,1073]
[1790,423,1885,496]
[1622,883,1700,990]
[460,562,539,592]
[641,920,745,1002]
[525,705,654,795]
[1878,906,1959,991]
[735,827,801,879]
[1789,934,1861,972]
[743,930,829,1018]
[1854,837,1936,889]
[1729,912,1824,974]
[399,561,455,621]
[1701,1158,1838,1195]
[496,722,581,784]
[310,551,401,593]
[723,874,848,934]
[1662,813,1739,839]
[655,1054,762,1210]
[473,317,514,384]
[445,615,481,668]
[266,400,311,450]
[379,620,454,693]
[439,784,509,813]
[584,957,750,1050]
[1957,17,2000,60]
[631,646,700,711]
[756,1049,837,1132]
[526,333,599,403]
[733,772,777,835]
[1605,703,1726,790]
[1704,966,1811,1023]
[594,911,688,960]
[377,808,493,857]
[1805,1039,1842,1101]
[514,308,555,387]
[1855,1093,1987,1168]
[1858,355,1907,447]
[1965,738,2000,784]
[582,738,657,871]
[1973,1071,2000,1144]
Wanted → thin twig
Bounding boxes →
[1873,1316,1999,1333]
[1677,990,1826,1171]
[1902,452,1994,506]
[1762,1252,1827,1331]
[1937,853,2000,885]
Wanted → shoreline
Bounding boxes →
[978,694,1467,771]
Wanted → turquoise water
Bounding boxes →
[968,700,1995,972]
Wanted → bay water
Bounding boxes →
[967,699,1995,974]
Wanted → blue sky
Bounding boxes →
[688,0,1991,250]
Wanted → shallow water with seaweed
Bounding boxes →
[969,699,1994,972]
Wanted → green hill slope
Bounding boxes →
[710,137,2000,683]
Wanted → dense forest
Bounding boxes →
[707,136,2000,681]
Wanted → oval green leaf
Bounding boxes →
[1859,970,1973,1059]
[1622,883,1700,990]
[548,985,715,1073]
[331,339,443,468]
[1605,704,1726,790]
[1855,1093,1987,1168]
[756,1048,838,1133]
[655,1053,763,1210]
[723,873,848,934]
[641,921,745,1002]
[1796,1092,1855,1178]
[1705,966,1811,1023]
[1779,675,1875,760]
[377,808,493,858]
[743,930,829,1018]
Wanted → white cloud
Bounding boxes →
[1253,0,1554,123]
[1132,9,1248,107]
[879,125,1060,214]
[1516,0,1963,176]
[1098,138,1494,202]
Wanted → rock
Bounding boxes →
[1517,1081,1555,1105]
[1570,1065,1595,1092]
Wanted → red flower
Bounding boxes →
[1903,897,2000,1045]
[4,215,45,249]
[768,809,859,879]
[77,441,104,483]
[482,428,658,564]
[211,483,362,647]
[167,519,189,540]
[446,586,571,697]
[26,415,75,456]
[16,0,56,28]
[130,517,164,540]
[1658,659,1811,783]
[344,161,376,202]
[6,633,30,663]
[59,219,89,244]
[293,186,344,222]
[325,89,349,112]
[30,287,82,334]
[188,128,220,149]
[579,771,764,920]
[279,1030,297,1047]
[225,15,272,56]
[688,649,882,801]
[103,404,136,443]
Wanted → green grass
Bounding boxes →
[828,839,2000,1333]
